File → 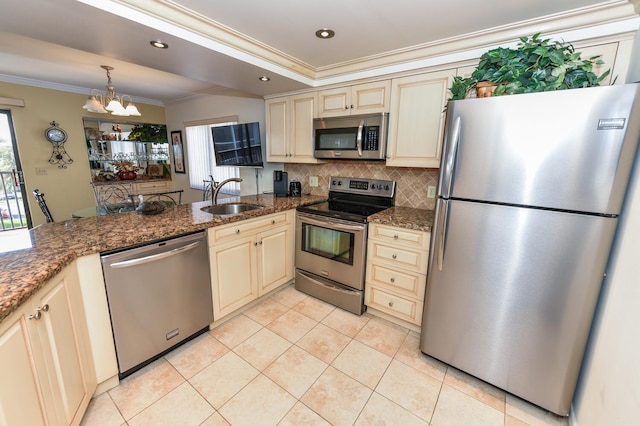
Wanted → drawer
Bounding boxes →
[367,240,428,273]
[134,181,171,194]
[369,223,429,250]
[366,262,426,300]
[209,211,292,245]
[365,285,423,326]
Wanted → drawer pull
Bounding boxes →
[392,254,397,259]
[388,301,394,307]
[390,277,395,283]
[393,234,399,239]
[271,220,276,224]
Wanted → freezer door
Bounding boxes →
[420,199,618,415]
[439,84,640,215]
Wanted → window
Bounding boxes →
[184,116,240,195]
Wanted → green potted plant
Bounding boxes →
[448,33,611,102]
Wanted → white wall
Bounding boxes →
[572,33,640,424]
[164,94,283,203]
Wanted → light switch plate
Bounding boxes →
[309,176,318,187]
[427,185,436,198]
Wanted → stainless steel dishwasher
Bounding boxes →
[101,231,213,378]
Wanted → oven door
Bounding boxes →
[295,212,367,290]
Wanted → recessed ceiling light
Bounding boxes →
[150,40,169,49]
[315,28,335,39]
[259,76,270,82]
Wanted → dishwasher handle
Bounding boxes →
[109,241,201,269]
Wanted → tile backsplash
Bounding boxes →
[285,161,438,210]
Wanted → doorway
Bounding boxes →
[0,109,31,230]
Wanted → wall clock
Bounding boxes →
[44,121,73,168]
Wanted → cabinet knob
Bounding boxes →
[40,304,49,312]
[29,311,42,320]
[393,234,399,239]
[390,277,395,283]
[254,242,258,246]
[392,254,397,259]
[259,241,263,245]
[235,229,240,234]
[350,105,354,109]
[271,220,275,224]
[345,106,349,110]
[388,301,394,307]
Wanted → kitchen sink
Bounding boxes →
[200,203,264,216]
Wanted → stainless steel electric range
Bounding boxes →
[295,176,396,314]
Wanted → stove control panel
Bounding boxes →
[329,176,396,198]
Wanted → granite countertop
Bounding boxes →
[0,194,324,323]
[0,197,433,323]
[368,206,435,233]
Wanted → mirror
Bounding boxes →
[83,118,170,180]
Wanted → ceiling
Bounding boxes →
[0,0,636,105]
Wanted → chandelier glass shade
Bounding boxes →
[82,65,141,116]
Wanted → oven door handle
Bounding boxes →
[356,119,364,157]
[298,213,366,232]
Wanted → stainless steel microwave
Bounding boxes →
[313,112,388,160]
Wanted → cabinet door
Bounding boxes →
[351,80,391,114]
[210,235,259,319]
[387,70,454,168]
[317,87,350,117]
[0,312,48,426]
[265,97,290,162]
[36,271,94,426]
[289,92,318,163]
[574,42,618,86]
[257,224,294,295]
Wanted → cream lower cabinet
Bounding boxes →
[386,70,454,168]
[208,210,294,320]
[0,263,96,426]
[265,93,319,163]
[365,223,430,330]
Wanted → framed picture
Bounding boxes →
[171,130,185,174]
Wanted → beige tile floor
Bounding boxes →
[80,285,570,426]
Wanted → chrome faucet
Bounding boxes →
[212,178,243,205]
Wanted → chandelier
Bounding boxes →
[82,65,141,116]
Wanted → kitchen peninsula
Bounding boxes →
[0,194,326,321]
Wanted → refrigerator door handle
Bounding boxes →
[440,116,461,198]
[436,199,449,271]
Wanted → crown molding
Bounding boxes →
[313,0,639,85]
[99,0,638,89]
[79,0,316,84]
[0,73,164,106]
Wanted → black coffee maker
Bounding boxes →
[273,171,288,197]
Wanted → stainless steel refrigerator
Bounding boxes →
[420,83,640,416]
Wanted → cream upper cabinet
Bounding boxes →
[209,211,294,320]
[0,263,96,426]
[386,70,454,168]
[574,42,621,86]
[317,80,391,117]
[266,93,319,163]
